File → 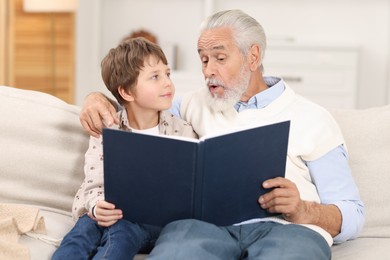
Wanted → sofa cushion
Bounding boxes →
[0,86,88,212]
[332,237,390,259]
[19,207,75,260]
[330,105,390,238]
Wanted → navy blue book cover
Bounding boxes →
[103,121,290,227]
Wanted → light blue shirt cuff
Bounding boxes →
[332,200,365,243]
[307,145,365,243]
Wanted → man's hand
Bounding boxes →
[259,177,342,237]
[259,177,307,222]
[80,92,119,138]
[88,200,123,227]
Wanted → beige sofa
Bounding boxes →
[0,85,389,259]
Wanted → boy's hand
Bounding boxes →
[89,200,123,227]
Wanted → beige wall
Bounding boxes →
[76,0,390,108]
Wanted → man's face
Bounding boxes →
[197,27,251,111]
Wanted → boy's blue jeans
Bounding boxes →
[52,214,161,260]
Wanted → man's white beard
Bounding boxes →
[205,66,250,113]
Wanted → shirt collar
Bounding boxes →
[234,76,285,112]
[119,109,130,130]
[119,109,167,131]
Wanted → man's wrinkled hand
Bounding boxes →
[79,92,119,137]
[259,177,308,224]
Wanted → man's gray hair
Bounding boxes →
[200,9,267,70]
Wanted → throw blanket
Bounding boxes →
[0,204,46,260]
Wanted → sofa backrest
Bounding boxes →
[330,105,390,238]
[1,85,389,239]
[0,86,88,213]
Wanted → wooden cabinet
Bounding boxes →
[0,0,75,103]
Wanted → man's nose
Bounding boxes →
[204,61,216,77]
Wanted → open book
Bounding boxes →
[103,121,290,227]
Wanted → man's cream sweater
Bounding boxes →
[180,85,345,246]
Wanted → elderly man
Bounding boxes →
[80,9,364,260]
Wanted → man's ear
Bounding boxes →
[118,85,135,102]
[248,44,261,71]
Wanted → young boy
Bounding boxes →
[52,38,197,259]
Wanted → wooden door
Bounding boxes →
[0,0,75,103]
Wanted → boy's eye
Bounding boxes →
[151,75,158,80]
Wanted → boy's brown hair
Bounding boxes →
[101,38,168,105]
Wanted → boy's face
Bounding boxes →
[133,55,174,111]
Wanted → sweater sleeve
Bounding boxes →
[83,136,105,213]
